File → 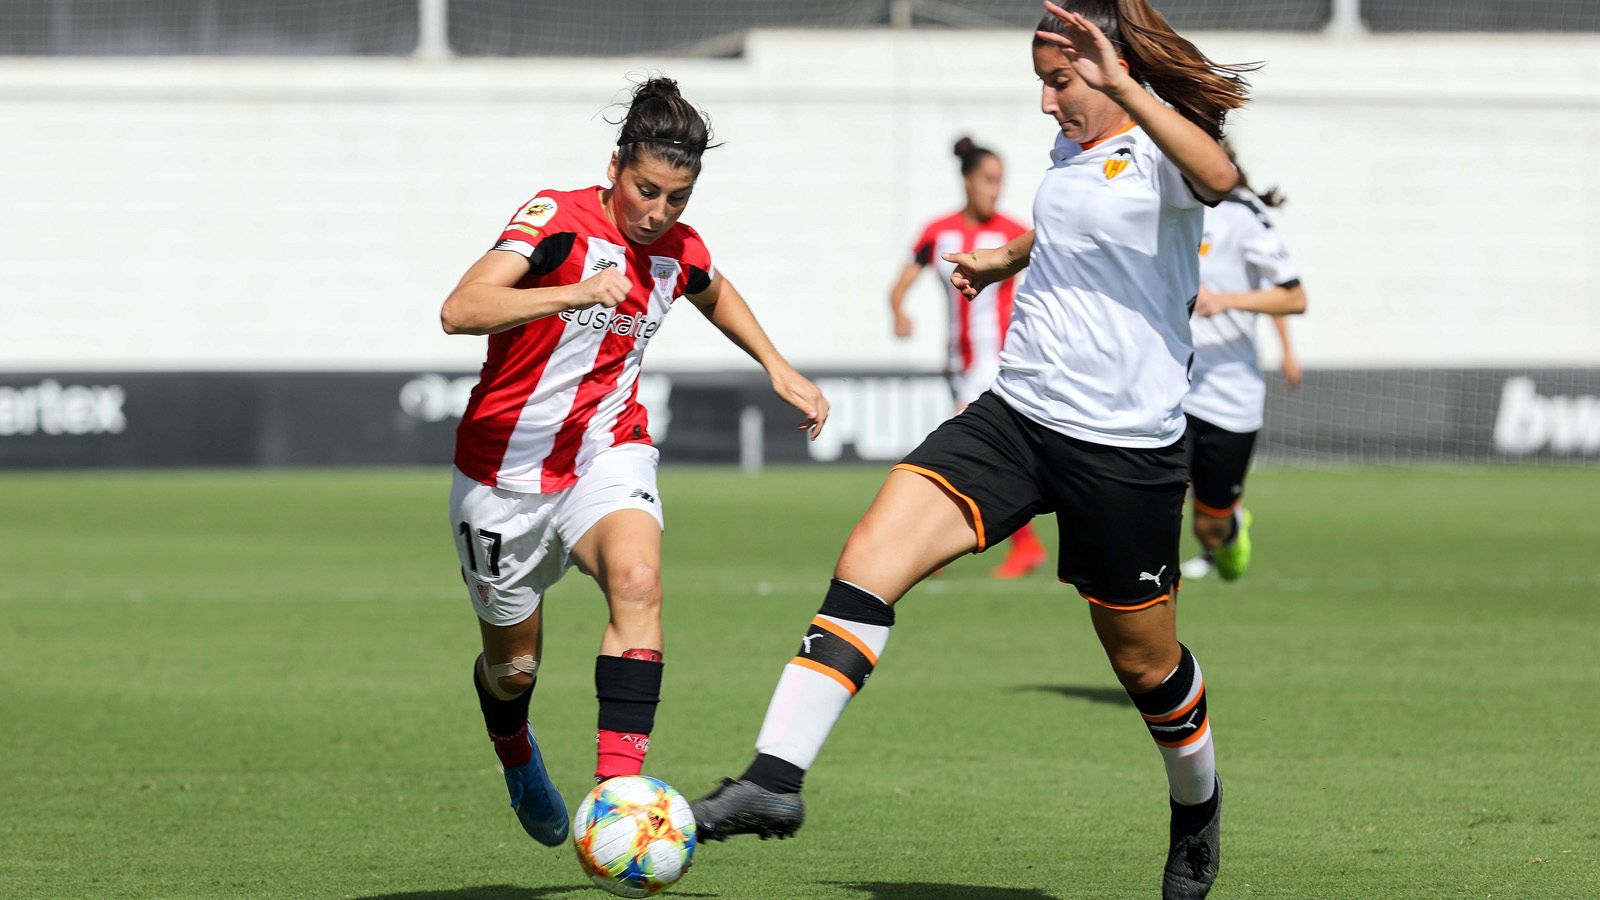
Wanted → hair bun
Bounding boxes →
[633,76,682,103]
[953,136,976,158]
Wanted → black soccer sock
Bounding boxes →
[473,658,532,738]
[741,753,806,794]
[595,652,664,781]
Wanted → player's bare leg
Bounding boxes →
[694,469,978,839]
[475,606,569,846]
[1091,601,1221,899]
[572,509,667,783]
[834,468,982,601]
[1184,503,1250,583]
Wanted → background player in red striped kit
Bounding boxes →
[886,137,1046,578]
[439,77,828,848]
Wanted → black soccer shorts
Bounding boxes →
[1184,413,1258,517]
[897,391,1187,609]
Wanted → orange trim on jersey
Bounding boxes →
[789,656,858,696]
[1079,589,1173,612]
[891,463,987,551]
[1154,716,1210,749]
[1142,684,1206,724]
[812,616,879,667]
[1078,121,1138,152]
[1193,499,1240,518]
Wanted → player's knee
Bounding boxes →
[496,669,535,697]
[1107,647,1176,694]
[479,653,539,700]
[838,525,891,574]
[606,559,662,610]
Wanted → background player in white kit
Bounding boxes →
[439,77,828,849]
[1180,146,1308,582]
[887,136,1046,578]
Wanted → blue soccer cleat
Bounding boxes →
[502,725,569,846]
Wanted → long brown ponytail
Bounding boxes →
[1036,0,1255,139]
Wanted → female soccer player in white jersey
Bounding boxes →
[439,77,828,849]
[1181,149,1308,583]
[694,3,1249,896]
[887,137,1047,579]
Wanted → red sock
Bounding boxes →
[489,722,533,769]
[593,648,662,782]
[595,730,651,782]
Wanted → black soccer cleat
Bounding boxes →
[1163,777,1222,900]
[690,778,805,841]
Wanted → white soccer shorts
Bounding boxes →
[448,443,664,626]
[949,360,1001,408]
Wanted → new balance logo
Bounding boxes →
[1139,565,1167,585]
[589,258,619,274]
[628,489,657,504]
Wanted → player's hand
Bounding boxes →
[1193,288,1228,318]
[1282,355,1304,390]
[771,368,829,441]
[893,311,914,339]
[1036,2,1138,97]
[569,268,630,310]
[943,248,1012,300]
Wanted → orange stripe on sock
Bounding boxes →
[1154,716,1210,749]
[812,616,879,667]
[1142,684,1206,724]
[789,657,858,695]
[891,463,986,551]
[1194,499,1239,518]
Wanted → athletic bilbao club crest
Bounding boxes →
[1103,147,1133,180]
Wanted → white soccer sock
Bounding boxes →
[1131,645,1217,806]
[754,580,893,771]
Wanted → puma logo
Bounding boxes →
[800,633,821,655]
[1149,709,1202,734]
[1139,565,1168,585]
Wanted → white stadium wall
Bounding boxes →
[1,29,1597,374]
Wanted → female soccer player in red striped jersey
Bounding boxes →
[695,4,1249,897]
[440,77,828,849]
[887,137,1048,579]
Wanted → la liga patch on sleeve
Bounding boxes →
[516,197,559,228]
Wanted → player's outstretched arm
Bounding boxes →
[1037,2,1237,200]
[943,229,1034,300]
[1272,313,1304,389]
[688,274,830,440]
[1193,282,1307,317]
[441,250,629,336]
[888,261,924,339]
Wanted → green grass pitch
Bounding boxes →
[2,465,1597,899]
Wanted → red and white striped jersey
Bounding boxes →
[910,210,1029,376]
[454,186,714,493]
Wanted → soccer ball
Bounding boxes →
[572,775,697,898]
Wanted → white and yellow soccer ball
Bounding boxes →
[572,776,697,898]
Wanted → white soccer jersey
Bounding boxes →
[1183,192,1301,433]
[991,124,1204,448]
